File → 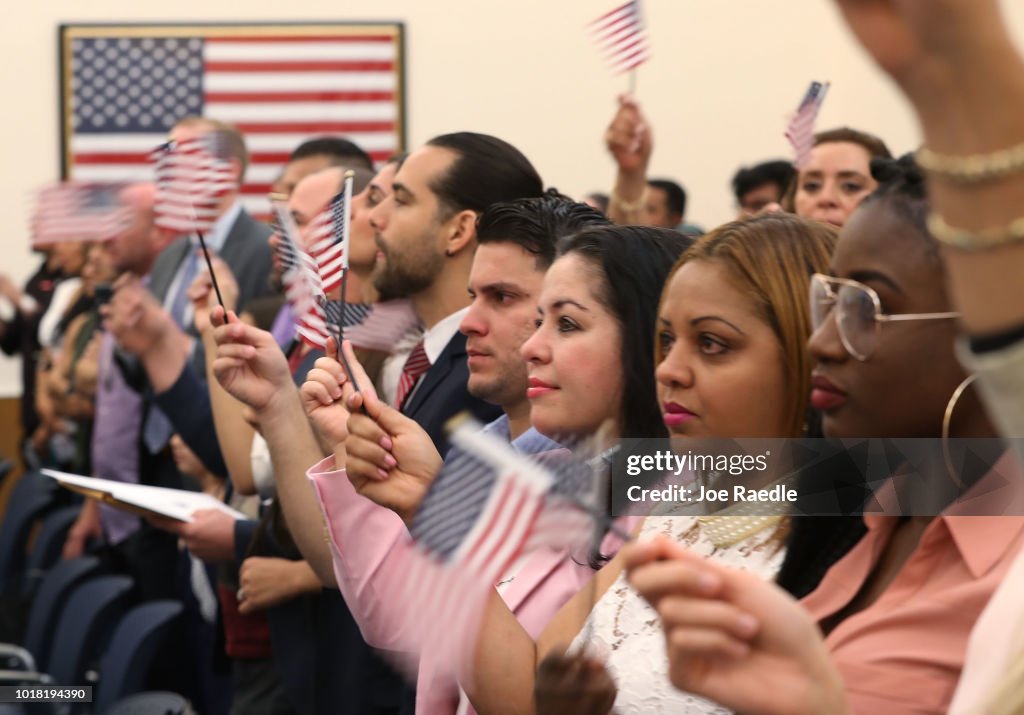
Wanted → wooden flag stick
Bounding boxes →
[197,230,226,312]
[335,170,355,346]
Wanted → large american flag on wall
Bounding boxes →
[60,24,405,220]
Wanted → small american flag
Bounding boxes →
[341,300,421,353]
[588,1,651,75]
[151,136,236,234]
[785,81,830,170]
[63,28,404,219]
[31,182,133,246]
[304,173,353,294]
[381,420,597,675]
[274,197,410,351]
[272,199,333,350]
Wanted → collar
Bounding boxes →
[481,415,563,456]
[865,450,1024,579]
[422,307,469,364]
[191,200,241,253]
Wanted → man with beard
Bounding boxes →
[367,133,544,452]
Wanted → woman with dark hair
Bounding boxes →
[782,126,892,228]
[520,224,689,444]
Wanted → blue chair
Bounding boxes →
[105,691,191,715]
[0,472,60,594]
[21,507,82,598]
[0,557,102,672]
[0,576,135,707]
[46,576,133,686]
[92,602,183,715]
[0,458,13,487]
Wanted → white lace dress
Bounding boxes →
[568,514,788,714]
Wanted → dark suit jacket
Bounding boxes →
[127,207,273,487]
[402,332,503,457]
[148,207,274,315]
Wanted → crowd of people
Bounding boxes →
[3,0,1024,713]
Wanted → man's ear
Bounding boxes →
[443,209,478,257]
[228,158,245,188]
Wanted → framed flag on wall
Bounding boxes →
[58,22,406,220]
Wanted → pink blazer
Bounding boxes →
[307,455,635,715]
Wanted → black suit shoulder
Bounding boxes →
[403,332,502,455]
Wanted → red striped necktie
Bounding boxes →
[394,339,431,410]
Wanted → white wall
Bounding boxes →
[3,0,1024,396]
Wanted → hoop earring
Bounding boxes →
[942,374,977,490]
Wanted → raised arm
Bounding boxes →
[209,309,336,586]
[189,257,257,494]
[605,94,653,225]
[836,0,1024,336]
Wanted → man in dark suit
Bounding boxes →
[110,117,273,485]
[368,132,546,455]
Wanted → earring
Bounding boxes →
[942,373,978,490]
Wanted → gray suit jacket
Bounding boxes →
[149,207,274,320]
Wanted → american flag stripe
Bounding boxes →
[343,300,421,353]
[31,182,133,245]
[151,138,236,233]
[65,29,403,221]
[273,198,335,350]
[383,422,605,679]
[589,1,651,75]
[305,185,350,293]
[786,81,830,170]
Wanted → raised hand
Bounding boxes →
[604,94,651,175]
[624,537,849,715]
[300,338,352,454]
[833,0,1006,91]
[339,340,443,523]
[210,308,293,414]
[103,273,175,356]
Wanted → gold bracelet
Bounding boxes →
[927,211,1024,251]
[917,142,1024,184]
[610,188,648,213]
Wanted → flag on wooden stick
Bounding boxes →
[588,0,651,76]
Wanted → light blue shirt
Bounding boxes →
[481,413,562,455]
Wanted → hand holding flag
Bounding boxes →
[342,374,444,523]
[604,94,651,175]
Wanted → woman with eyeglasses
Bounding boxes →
[625,153,1024,715]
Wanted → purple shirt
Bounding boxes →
[91,331,142,544]
[269,303,296,348]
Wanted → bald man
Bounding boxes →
[104,183,173,277]
[63,182,181,572]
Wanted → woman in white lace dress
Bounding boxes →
[467,214,836,715]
